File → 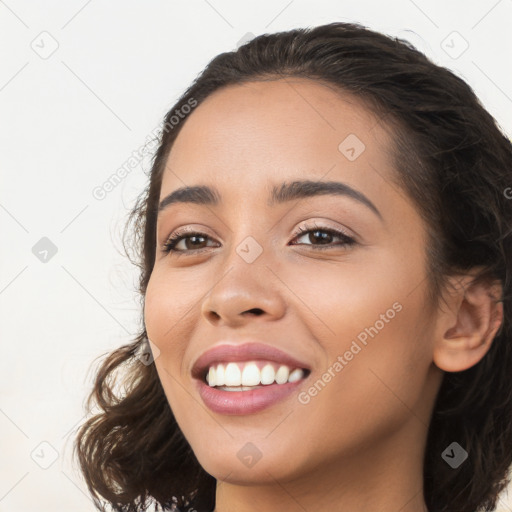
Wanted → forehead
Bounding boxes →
[162,78,396,204]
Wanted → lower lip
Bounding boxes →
[196,378,306,415]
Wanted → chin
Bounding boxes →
[198,455,291,484]
[190,436,307,484]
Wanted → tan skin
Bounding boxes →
[144,78,503,512]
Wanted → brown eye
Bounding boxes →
[163,232,219,254]
[291,226,356,250]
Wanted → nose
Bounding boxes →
[200,264,287,327]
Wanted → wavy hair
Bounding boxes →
[74,22,512,512]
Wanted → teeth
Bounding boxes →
[241,362,260,386]
[224,362,242,386]
[218,385,263,392]
[275,365,289,384]
[260,364,275,385]
[215,363,225,386]
[207,366,216,386]
[206,361,306,388]
[288,368,304,383]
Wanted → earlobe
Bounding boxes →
[433,277,504,373]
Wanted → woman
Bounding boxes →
[74,22,512,512]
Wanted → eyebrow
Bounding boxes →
[158,180,382,221]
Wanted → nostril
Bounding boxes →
[245,308,264,316]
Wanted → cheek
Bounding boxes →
[144,269,201,429]
[284,249,410,340]
[287,251,433,418]
[286,315,432,474]
[144,267,200,347]
[144,275,169,349]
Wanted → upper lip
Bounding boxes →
[191,342,312,380]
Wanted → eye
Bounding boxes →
[162,230,219,254]
[161,223,356,256]
[289,224,356,250]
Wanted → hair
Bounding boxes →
[74,21,512,512]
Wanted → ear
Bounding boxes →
[433,274,504,373]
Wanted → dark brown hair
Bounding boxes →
[74,22,512,512]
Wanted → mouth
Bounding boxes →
[192,342,312,415]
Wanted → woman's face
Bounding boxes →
[144,78,444,486]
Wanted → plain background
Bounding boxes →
[1,1,511,511]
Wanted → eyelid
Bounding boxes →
[162,219,355,241]
[294,220,356,240]
[160,224,219,243]
[161,219,358,255]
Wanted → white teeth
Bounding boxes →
[260,364,275,385]
[206,361,307,388]
[224,362,242,386]
[241,362,260,386]
[288,368,304,383]
[275,365,289,384]
[215,363,225,386]
[207,366,216,386]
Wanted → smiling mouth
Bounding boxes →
[204,360,311,391]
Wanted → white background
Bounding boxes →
[1,1,511,511]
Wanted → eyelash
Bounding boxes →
[161,224,356,255]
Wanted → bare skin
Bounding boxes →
[144,78,503,512]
